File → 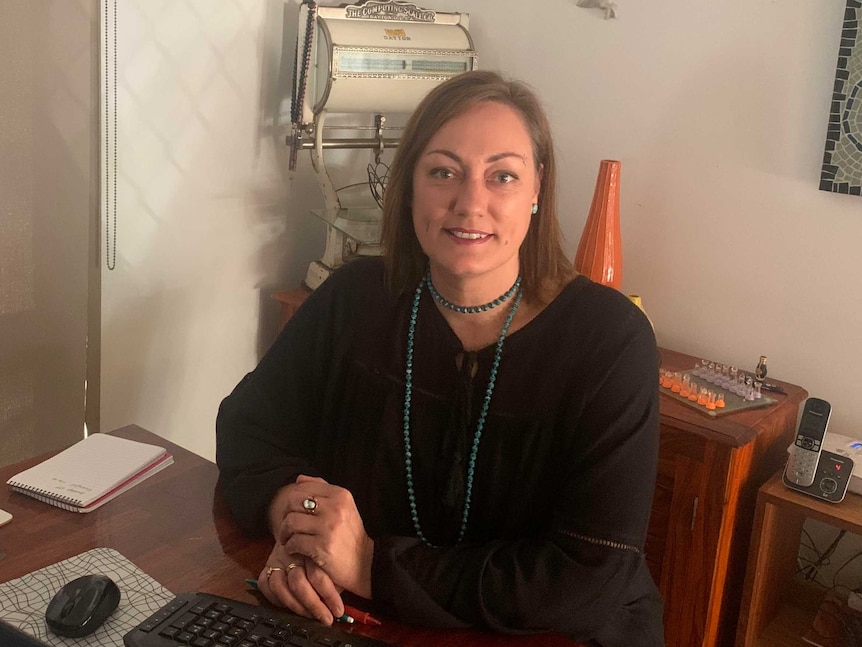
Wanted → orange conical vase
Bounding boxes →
[574,159,623,289]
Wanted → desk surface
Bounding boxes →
[0,425,582,647]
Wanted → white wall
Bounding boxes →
[100,0,323,458]
[102,0,862,468]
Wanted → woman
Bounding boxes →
[216,70,663,646]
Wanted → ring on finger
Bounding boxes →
[302,496,318,514]
[266,566,283,582]
[286,562,302,571]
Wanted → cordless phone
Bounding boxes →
[784,397,832,487]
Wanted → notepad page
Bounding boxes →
[6,433,168,508]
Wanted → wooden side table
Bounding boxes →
[736,471,862,646]
[272,286,311,333]
[653,349,807,647]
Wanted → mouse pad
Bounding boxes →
[0,547,174,646]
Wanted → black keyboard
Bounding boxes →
[0,619,52,647]
[122,591,395,647]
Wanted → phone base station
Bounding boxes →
[821,432,862,495]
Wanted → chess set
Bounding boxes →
[660,356,783,417]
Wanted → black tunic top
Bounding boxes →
[216,257,664,647]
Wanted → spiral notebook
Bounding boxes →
[6,433,173,513]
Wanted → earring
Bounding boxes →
[531,203,539,215]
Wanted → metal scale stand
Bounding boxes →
[285,0,476,289]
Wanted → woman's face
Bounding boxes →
[411,101,541,286]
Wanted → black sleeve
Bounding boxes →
[369,308,662,646]
[215,280,340,536]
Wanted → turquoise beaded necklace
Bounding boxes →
[403,273,523,546]
[426,269,521,314]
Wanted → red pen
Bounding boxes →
[344,604,382,626]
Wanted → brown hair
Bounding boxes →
[380,70,572,304]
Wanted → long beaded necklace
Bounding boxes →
[403,274,523,546]
[426,269,521,314]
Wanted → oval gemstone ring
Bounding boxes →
[302,496,318,514]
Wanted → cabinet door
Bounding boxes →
[647,425,730,647]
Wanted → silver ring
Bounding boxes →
[265,566,283,582]
[286,562,301,571]
[302,496,318,514]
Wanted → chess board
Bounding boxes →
[660,370,776,418]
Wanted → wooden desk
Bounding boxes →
[0,425,582,647]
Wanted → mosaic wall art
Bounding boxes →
[821,0,862,195]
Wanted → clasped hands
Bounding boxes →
[259,475,374,625]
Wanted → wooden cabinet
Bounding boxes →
[652,349,807,647]
[272,287,312,333]
[271,292,808,647]
[736,471,862,646]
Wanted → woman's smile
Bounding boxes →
[446,228,492,242]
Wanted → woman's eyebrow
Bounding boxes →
[487,152,528,165]
[424,149,529,165]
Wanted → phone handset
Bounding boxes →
[785,397,832,487]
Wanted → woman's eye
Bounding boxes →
[430,168,455,180]
[494,171,517,184]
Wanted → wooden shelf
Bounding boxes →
[750,579,824,647]
[737,473,862,646]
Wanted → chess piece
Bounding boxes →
[755,356,768,381]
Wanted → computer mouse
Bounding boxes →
[45,574,120,638]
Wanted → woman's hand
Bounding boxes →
[258,543,344,625]
[277,475,374,599]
